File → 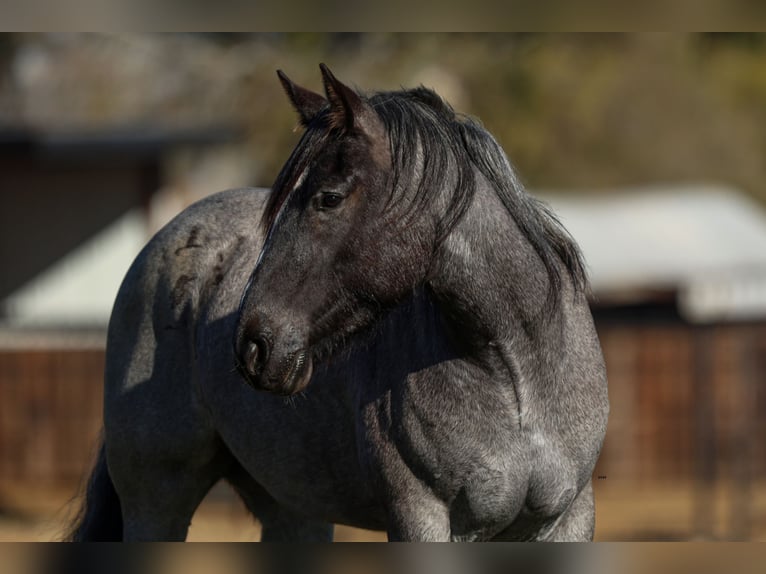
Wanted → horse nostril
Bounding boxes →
[244,341,260,377]
[242,335,270,378]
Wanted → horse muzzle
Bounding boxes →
[235,319,314,396]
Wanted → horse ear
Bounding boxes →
[319,63,367,131]
[277,69,327,127]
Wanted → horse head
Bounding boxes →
[234,65,437,395]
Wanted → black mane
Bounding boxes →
[263,85,587,304]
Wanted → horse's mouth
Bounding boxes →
[278,349,314,395]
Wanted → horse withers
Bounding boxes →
[69,65,608,541]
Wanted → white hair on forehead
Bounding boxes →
[293,164,309,191]
[239,164,309,313]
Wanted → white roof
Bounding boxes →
[1,208,149,327]
[542,184,766,322]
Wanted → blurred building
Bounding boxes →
[545,184,766,540]
[0,126,243,326]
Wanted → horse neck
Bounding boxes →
[427,174,567,365]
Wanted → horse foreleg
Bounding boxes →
[260,513,334,542]
[540,480,596,542]
[385,484,451,541]
[224,462,334,542]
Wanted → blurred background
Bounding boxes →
[0,32,765,541]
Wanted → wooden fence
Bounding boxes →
[0,346,104,489]
[594,320,766,487]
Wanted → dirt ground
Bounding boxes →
[0,480,387,542]
[2,479,766,541]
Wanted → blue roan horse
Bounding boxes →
[69,65,608,541]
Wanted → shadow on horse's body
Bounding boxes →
[69,67,608,542]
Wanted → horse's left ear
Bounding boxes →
[319,63,374,132]
[277,69,327,127]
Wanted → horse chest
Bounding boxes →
[360,374,530,538]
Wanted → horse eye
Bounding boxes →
[319,193,344,210]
